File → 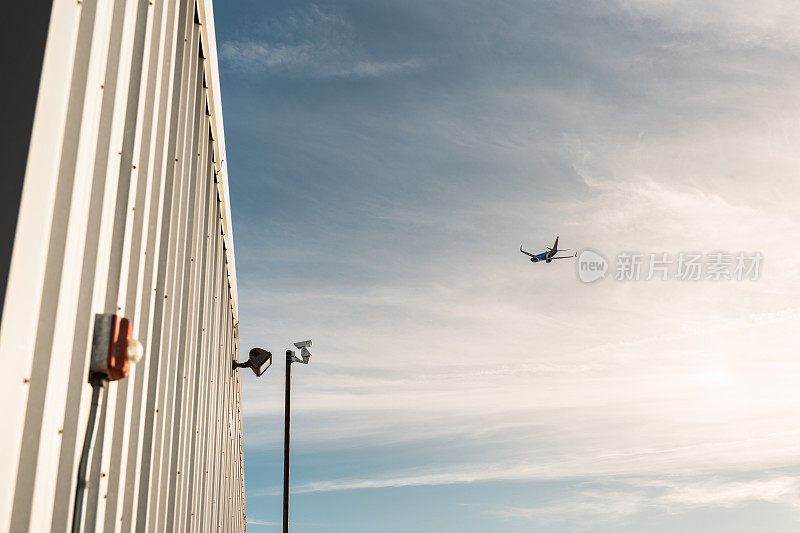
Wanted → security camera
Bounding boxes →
[288,340,312,364]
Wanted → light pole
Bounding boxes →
[283,340,312,533]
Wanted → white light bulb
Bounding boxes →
[127,338,144,364]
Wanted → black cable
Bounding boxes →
[71,374,106,533]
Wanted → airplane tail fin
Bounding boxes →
[552,236,559,251]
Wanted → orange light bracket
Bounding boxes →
[89,313,143,381]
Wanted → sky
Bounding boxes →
[214,1,800,531]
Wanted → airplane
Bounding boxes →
[520,236,577,263]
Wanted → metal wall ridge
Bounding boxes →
[197,0,239,326]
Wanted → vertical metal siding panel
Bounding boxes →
[228,276,235,531]
[187,166,208,528]
[239,360,245,528]
[184,153,209,532]
[146,0,196,526]
[209,184,223,533]
[213,287,228,529]
[228,290,237,530]
[212,215,227,532]
[223,342,228,532]
[198,218,221,531]
[215,243,229,530]
[189,155,219,531]
[9,0,118,528]
[100,0,150,311]
[188,165,211,531]
[225,326,239,531]
[216,249,232,529]
[222,311,232,531]
[154,12,201,529]
[224,304,233,531]
[99,1,157,529]
[113,1,168,530]
[176,127,212,532]
[210,271,222,531]
[207,260,220,532]
[0,0,82,524]
[49,0,152,524]
[229,329,238,531]
[224,312,230,532]
[164,39,205,530]
[26,0,104,529]
[213,301,224,530]
[231,297,239,530]
[210,253,225,530]
[217,303,228,530]
[133,0,189,528]
[201,214,224,531]
[237,326,246,528]
[83,0,149,525]
[121,0,181,528]
[175,101,212,532]
[206,171,224,531]
[200,214,224,531]
[188,172,213,532]
[208,218,222,532]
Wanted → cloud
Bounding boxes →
[611,0,800,49]
[220,5,426,78]
[252,470,495,496]
[246,518,280,526]
[495,490,646,522]
[221,41,425,78]
[661,476,800,509]
[492,475,800,523]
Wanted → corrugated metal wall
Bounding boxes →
[0,0,246,531]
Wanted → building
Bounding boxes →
[1,0,246,530]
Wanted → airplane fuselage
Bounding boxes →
[530,249,555,263]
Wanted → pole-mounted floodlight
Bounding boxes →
[283,339,312,533]
[233,347,273,377]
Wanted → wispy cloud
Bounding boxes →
[492,475,800,523]
[495,490,646,523]
[661,476,800,509]
[221,40,425,78]
[221,5,426,78]
[611,0,800,49]
[246,518,280,526]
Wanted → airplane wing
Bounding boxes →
[549,253,576,260]
[519,245,536,258]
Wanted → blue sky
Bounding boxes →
[214,1,800,531]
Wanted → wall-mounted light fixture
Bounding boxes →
[233,348,273,377]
